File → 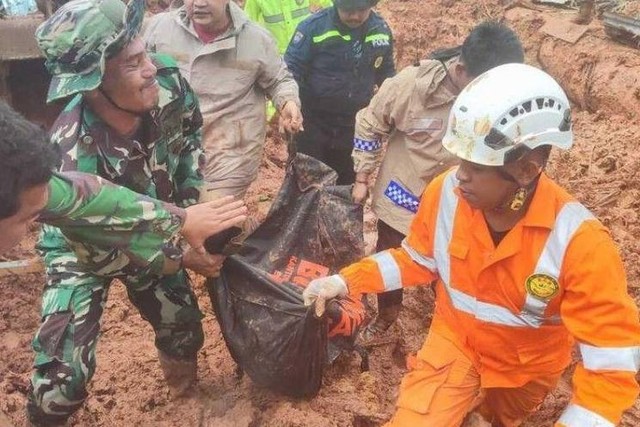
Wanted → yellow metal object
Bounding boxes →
[525,273,560,301]
[509,187,527,211]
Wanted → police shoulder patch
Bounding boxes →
[293,31,305,45]
[525,274,560,301]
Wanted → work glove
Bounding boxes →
[302,274,349,309]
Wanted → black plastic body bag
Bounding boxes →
[205,154,366,398]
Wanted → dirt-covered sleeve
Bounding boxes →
[352,73,403,175]
[256,27,301,110]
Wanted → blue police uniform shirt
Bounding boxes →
[285,6,395,120]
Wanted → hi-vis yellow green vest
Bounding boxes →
[244,0,333,54]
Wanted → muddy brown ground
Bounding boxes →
[2,1,640,426]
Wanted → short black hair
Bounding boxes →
[0,100,58,219]
[461,21,525,77]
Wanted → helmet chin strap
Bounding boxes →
[99,86,143,116]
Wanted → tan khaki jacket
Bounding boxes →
[144,2,300,198]
[352,59,458,235]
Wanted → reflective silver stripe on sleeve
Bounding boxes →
[557,404,614,427]
[370,251,402,291]
[401,239,437,272]
[580,343,640,372]
[263,13,285,23]
[291,7,310,19]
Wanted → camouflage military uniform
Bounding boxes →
[42,172,187,276]
[30,0,206,422]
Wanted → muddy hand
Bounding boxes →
[352,182,368,205]
[183,196,248,254]
[182,249,225,277]
[278,101,304,134]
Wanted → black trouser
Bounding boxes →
[376,220,406,311]
[294,112,356,185]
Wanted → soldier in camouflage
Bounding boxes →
[42,173,247,270]
[30,0,222,423]
[0,100,247,259]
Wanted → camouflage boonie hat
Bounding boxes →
[36,0,145,103]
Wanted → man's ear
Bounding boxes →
[455,61,468,76]
[452,61,472,91]
[509,156,544,187]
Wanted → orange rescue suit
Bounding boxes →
[341,169,640,426]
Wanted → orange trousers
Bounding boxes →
[386,329,563,427]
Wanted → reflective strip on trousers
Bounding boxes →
[579,343,640,372]
[433,170,592,328]
[557,403,614,427]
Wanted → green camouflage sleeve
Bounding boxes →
[40,172,186,275]
[174,72,205,208]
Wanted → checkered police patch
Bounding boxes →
[353,138,382,151]
[384,180,420,213]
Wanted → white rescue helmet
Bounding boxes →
[442,63,572,166]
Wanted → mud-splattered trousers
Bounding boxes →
[28,54,206,424]
[28,243,204,423]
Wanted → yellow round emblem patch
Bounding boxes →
[525,274,559,300]
[374,56,383,69]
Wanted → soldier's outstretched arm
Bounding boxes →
[41,172,247,273]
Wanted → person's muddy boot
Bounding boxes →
[573,0,594,25]
[358,303,402,346]
[25,394,70,427]
[25,408,68,427]
[158,351,197,398]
